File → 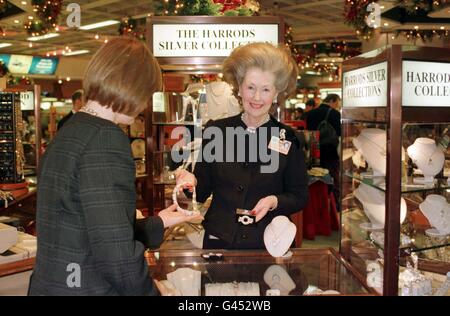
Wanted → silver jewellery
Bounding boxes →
[172,182,200,216]
[358,133,386,156]
[79,106,99,117]
[241,113,270,134]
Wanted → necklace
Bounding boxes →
[241,113,270,134]
[267,221,291,246]
[79,106,99,117]
[409,144,435,166]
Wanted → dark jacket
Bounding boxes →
[194,113,308,249]
[306,104,341,162]
[29,112,164,296]
[57,111,73,130]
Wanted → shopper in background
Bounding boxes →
[300,98,316,121]
[306,93,341,208]
[29,37,201,296]
[176,42,308,249]
[294,107,304,120]
[57,89,84,130]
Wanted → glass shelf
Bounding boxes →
[344,171,450,194]
[343,206,450,259]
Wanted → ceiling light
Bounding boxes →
[384,22,389,26]
[440,26,445,30]
[28,42,33,47]
[79,20,119,30]
[62,49,90,56]
[414,26,419,30]
[14,20,20,24]
[27,33,59,41]
[0,43,12,48]
[94,34,99,40]
[66,77,71,82]
[58,80,63,84]
[21,1,27,4]
[28,16,33,20]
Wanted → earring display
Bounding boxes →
[407,138,445,184]
[354,183,407,230]
[419,194,450,236]
[0,92,25,183]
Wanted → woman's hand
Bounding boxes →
[175,168,197,192]
[251,195,278,222]
[158,204,204,228]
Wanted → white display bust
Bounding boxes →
[354,183,407,230]
[263,265,296,296]
[353,128,405,177]
[407,138,445,183]
[264,216,296,258]
[419,194,450,236]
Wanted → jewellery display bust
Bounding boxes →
[354,183,407,230]
[353,128,405,177]
[264,216,296,257]
[407,138,445,183]
[419,194,450,236]
[263,265,296,296]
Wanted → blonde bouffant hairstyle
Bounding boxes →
[222,42,298,105]
[83,37,162,117]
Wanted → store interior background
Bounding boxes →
[1,0,449,248]
[0,0,449,280]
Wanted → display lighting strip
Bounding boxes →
[79,20,120,30]
[27,33,60,41]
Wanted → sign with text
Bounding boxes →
[0,54,58,75]
[153,24,279,57]
[343,61,388,107]
[402,61,450,107]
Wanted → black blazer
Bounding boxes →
[194,114,308,249]
[29,112,164,296]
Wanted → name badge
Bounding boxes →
[268,136,291,155]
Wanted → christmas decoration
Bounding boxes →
[344,0,379,40]
[396,0,447,15]
[154,0,259,16]
[345,0,449,41]
[119,16,146,40]
[24,0,62,36]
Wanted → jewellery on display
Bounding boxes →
[172,182,200,216]
[264,216,296,258]
[399,253,433,296]
[366,260,383,293]
[263,265,296,296]
[205,281,260,296]
[407,138,445,182]
[419,194,450,236]
[79,106,99,117]
[354,183,407,230]
[241,112,270,134]
[352,128,387,176]
[236,208,256,226]
[0,190,13,208]
[166,267,201,296]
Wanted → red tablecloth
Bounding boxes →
[301,180,339,240]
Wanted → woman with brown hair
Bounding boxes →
[29,37,200,296]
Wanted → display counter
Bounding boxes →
[145,248,374,296]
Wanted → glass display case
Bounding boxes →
[146,248,372,296]
[340,45,450,296]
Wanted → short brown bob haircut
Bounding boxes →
[222,42,298,105]
[83,37,162,117]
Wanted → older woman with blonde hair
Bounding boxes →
[177,42,308,249]
[29,37,200,296]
